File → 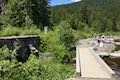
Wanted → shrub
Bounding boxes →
[0,25,20,36]
[0,25,42,36]
[0,44,18,61]
[20,27,41,35]
[0,54,75,80]
[39,21,76,63]
[0,43,75,80]
[59,21,75,48]
[0,46,10,61]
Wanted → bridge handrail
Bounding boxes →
[89,47,115,76]
[76,46,81,74]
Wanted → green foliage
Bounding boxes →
[20,27,41,35]
[28,0,50,27]
[40,30,68,63]
[91,20,103,32]
[0,26,41,36]
[0,54,74,80]
[0,0,27,27]
[0,39,75,80]
[40,21,92,63]
[0,25,20,36]
[40,22,75,63]
[40,21,76,63]
[0,0,50,28]
[0,44,19,61]
[51,0,120,32]
[59,21,74,47]
[73,30,92,40]
[0,20,110,64]
[103,32,120,36]
[0,46,10,61]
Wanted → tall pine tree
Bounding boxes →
[0,0,50,29]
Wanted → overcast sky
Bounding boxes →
[51,0,81,6]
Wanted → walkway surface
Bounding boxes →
[79,48,111,79]
[76,39,115,80]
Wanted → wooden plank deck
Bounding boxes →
[76,47,115,80]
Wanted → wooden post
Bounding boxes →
[76,45,81,75]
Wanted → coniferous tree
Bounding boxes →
[0,0,50,29]
[111,17,119,31]
[28,0,50,28]
[0,0,27,27]
[80,5,89,25]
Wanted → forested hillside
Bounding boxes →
[51,0,120,32]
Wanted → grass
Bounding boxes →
[0,26,41,37]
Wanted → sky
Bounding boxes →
[50,0,81,6]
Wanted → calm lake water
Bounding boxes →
[103,57,120,80]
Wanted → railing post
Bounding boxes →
[76,45,81,76]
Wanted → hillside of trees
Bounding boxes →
[51,0,120,32]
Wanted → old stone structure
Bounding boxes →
[0,36,40,62]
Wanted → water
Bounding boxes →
[101,39,120,79]
[103,57,120,80]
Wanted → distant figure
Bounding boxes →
[97,39,104,47]
[101,36,105,43]
[93,34,97,40]
[99,41,104,47]
[97,39,100,47]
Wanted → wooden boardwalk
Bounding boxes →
[76,47,116,80]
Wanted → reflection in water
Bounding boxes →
[103,57,120,80]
